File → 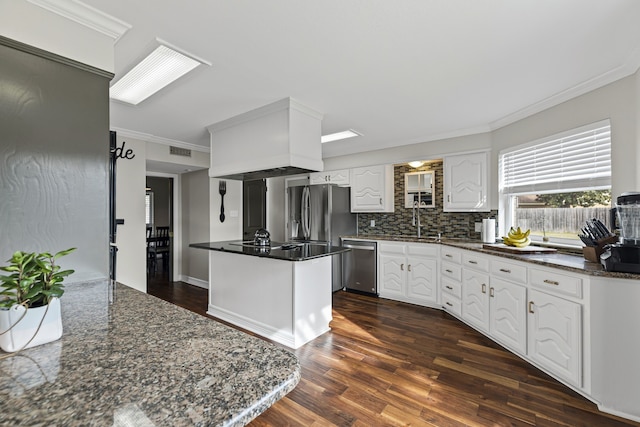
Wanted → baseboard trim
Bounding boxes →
[180,275,208,289]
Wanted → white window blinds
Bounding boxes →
[500,120,611,195]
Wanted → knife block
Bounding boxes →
[582,235,618,262]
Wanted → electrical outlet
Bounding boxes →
[230,210,239,218]
[475,222,482,232]
[370,220,376,227]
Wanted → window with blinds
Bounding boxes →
[499,120,612,246]
[500,120,611,195]
[145,191,154,226]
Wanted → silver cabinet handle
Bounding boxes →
[490,287,494,297]
[400,263,404,271]
[499,268,511,273]
[445,269,453,273]
[482,283,487,294]
[446,302,453,307]
[445,254,453,258]
[408,264,412,272]
[468,260,478,265]
[445,285,453,290]
[543,279,560,286]
[380,197,383,205]
[528,301,535,314]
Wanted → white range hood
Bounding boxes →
[207,98,324,180]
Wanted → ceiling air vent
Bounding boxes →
[170,146,191,157]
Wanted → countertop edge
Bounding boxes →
[342,235,639,280]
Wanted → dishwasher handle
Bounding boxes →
[343,244,375,250]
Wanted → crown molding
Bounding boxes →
[490,52,640,131]
[27,0,131,41]
[111,127,211,153]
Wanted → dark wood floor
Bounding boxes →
[147,274,639,427]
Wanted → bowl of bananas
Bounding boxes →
[502,227,531,248]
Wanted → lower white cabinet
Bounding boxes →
[462,269,490,332]
[528,288,582,388]
[490,278,527,355]
[462,264,527,355]
[378,242,438,307]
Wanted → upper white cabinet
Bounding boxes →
[443,152,490,212]
[350,165,394,212]
[309,169,350,186]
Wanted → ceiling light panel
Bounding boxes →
[321,130,361,143]
[110,44,205,105]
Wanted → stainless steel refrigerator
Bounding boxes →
[287,184,357,291]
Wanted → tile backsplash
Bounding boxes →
[357,161,498,239]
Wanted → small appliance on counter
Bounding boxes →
[254,228,271,246]
[601,192,640,273]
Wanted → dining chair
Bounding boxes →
[153,226,171,273]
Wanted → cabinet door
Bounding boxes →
[490,278,527,355]
[406,256,438,304]
[309,172,328,185]
[379,254,406,299]
[443,152,489,212]
[328,169,350,186]
[462,269,490,332]
[350,165,393,212]
[528,289,582,387]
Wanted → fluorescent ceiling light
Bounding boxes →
[110,42,208,105]
[321,130,361,143]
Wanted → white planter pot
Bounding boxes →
[0,297,62,352]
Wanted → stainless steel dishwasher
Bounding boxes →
[342,239,377,295]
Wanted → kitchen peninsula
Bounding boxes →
[190,241,349,349]
[0,281,300,426]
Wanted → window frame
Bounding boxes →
[498,120,612,248]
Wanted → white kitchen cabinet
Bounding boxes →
[440,247,463,317]
[350,165,394,212]
[528,288,582,388]
[462,268,490,333]
[490,277,527,355]
[443,151,489,212]
[462,254,527,355]
[309,169,350,186]
[378,242,438,307]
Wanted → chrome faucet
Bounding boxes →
[412,201,421,238]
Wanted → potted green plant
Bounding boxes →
[0,248,76,352]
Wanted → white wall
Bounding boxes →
[114,137,147,292]
[210,178,243,241]
[0,0,115,72]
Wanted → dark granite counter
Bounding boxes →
[190,240,349,261]
[344,234,640,280]
[0,281,300,426]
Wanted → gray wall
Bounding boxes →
[181,169,209,282]
[0,38,111,282]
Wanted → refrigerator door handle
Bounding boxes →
[301,186,311,239]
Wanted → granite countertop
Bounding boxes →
[190,240,349,261]
[0,281,300,426]
[345,234,640,280]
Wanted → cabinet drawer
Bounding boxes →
[441,248,462,264]
[530,268,582,298]
[462,253,489,272]
[378,242,406,255]
[441,277,462,298]
[442,293,462,317]
[407,243,438,257]
[491,259,527,284]
[441,261,462,281]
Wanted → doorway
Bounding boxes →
[243,179,267,240]
[146,176,173,280]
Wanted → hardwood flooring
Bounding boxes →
[147,275,639,426]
